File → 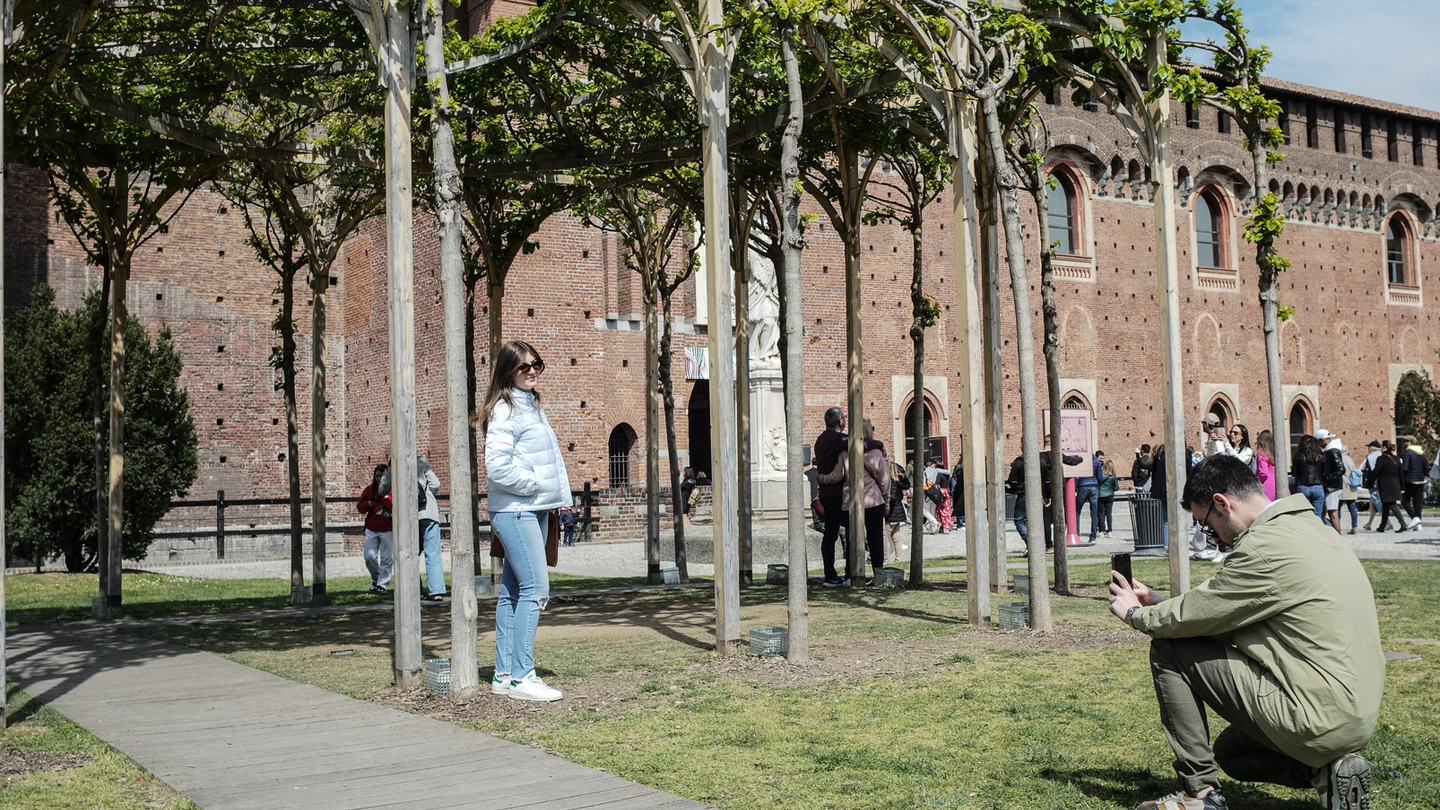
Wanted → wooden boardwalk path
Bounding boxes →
[7,626,711,810]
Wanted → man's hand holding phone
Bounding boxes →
[1108,568,1164,624]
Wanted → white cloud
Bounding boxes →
[1183,0,1440,112]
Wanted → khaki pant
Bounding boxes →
[1149,637,1317,795]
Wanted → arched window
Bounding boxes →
[1063,395,1087,410]
[1194,188,1226,269]
[1207,398,1233,428]
[904,398,935,467]
[1288,400,1313,458]
[1045,164,1088,257]
[1386,215,1409,285]
[608,424,637,488]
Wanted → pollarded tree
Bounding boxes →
[5,286,198,572]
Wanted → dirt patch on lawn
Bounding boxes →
[0,747,91,776]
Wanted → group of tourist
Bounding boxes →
[354,455,446,600]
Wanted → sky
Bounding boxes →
[1180,0,1440,113]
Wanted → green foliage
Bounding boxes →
[5,287,198,572]
[1275,302,1295,322]
[917,294,942,329]
[1394,370,1440,454]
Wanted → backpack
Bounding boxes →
[1347,466,1364,488]
[925,481,944,505]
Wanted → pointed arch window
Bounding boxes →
[1044,164,1087,258]
[1386,216,1408,284]
[1383,211,1422,306]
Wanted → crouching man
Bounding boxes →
[1109,455,1383,810]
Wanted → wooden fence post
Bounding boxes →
[216,490,226,560]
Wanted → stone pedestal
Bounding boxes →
[748,365,789,514]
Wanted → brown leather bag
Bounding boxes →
[489,510,560,568]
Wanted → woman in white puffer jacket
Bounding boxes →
[479,340,571,703]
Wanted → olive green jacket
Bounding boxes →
[1131,494,1384,765]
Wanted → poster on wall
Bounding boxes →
[1043,408,1094,478]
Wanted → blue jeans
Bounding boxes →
[492,510,551,679]
[420,518,446,596]
[1344,499,1359,530]
[1296,484,1325,518]
[1076,485,1099,542]
[1013,496,1054,548]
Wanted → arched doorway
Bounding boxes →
[1288,399,1314,457]
[903,397,936,468]
[608,424,637,489]
[687,380,712,479]
[1207,397,1234,428]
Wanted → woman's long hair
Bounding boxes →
[1101,458,1116,477]
[476,340,543,429]
[1255,429,1275,462]
[1298,434,1324,465]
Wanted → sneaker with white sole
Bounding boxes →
[507,671,562,702]
[490,674,512,695]
[1136,788,1227,810]
[1320,753,1371,810]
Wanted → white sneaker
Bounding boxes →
[490,674,512,695]
[1408,519,1422,530]
[1191,548,1219,562]
[507,671,562,702]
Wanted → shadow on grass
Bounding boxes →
[1037,765,1321,809]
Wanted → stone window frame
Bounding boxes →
[1382,209,1422,307]
[1043,158,1096,282]
[1189,180,1240,292]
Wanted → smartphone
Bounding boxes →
[1111,553,1133,585]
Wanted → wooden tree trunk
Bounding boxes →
[645,282,662,584]
[979,93,1052,631]
[487,276,506,585]
[779,31,809,661]
[840,144,867,586]
[908,209,925,586]
[281,268,305,598]
[90,259,111,581]
[733,241,752,585]
[311,267,329,606]
[976,145,1008,607]
[1035,184,1069,595]
[107,260,126,608]
[1251,137,1290,497]
[465,273,482,567]
[660,292,688,582]
[423,4,480,701]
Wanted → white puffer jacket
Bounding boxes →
[485,388,572,513]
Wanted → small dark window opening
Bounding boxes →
[1217,111,1231,135]
[1044,86,1058,105]
[1361,114,1373,158]
[608,424,637,489]
[1334,110,1347,153]
[1386,218,1408,285]
[1305,102,1319,148]
[1412,123,1425,167]
[1185,102,1200,129]
[1387,118,1399,162]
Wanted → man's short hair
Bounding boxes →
[1140,443,1152,454]
[824,407,844,429]
[1181,456,1265,510]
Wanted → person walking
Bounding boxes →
[1097,454,1118,539]
[1340,446,1361,535]
[416,455,446,600]
[1254,430,1278,501]
[885,461,910,563]
[679,466,698,528]
[929,460,955,533]
[1075,452,1102,544]
[481,339,571,702]
[814,407,851,586]
[1361,440,1383,531]
[1292,435,1327,518]
[823,419,890,584]
[558,507,577,547]
[1366,440,1408,533]
[1317,429,1346,534]
[1399,437,1428,530]
[950,457,966,530]
[357,464,394,595]
[1132,444,1154,493]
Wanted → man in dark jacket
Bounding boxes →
[1006,445,1081,550]
[1398,437,1428,530]
[1075,454,1103,544]
[813,407,851,585]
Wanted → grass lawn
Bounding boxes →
[112,557,1440,809]
[4,569,651,626]
[1,686,197,810]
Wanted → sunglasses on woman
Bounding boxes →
[515,360,545,375]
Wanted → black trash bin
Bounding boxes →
[1130,495,1166,557]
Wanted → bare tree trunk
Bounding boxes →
[839,143,867,587]
[487,276,505,585]
[423,4,480,701]
[645,282,662,584]
[465,273,482,567]
[311,268,329,607]
[979,94,1052,631]
[977,147,1008,608]
[908,206,925,586]
[105,170,129,608]
[90,259,111,579]
[1035,184,1070,596]
[281,268,305,598]
[661,293,688,582]
[1251,137,1289,496]
[733,239,752,585]
[779,31,809,661]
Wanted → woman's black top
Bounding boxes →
[1292,456,1325,488]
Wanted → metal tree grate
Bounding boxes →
[749,626,788,657]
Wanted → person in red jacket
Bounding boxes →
[357,464,394,594]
